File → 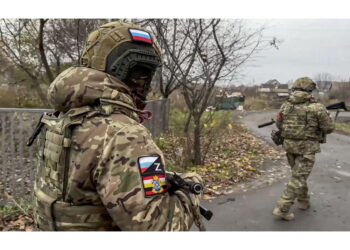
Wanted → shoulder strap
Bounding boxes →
[27,111,60,147]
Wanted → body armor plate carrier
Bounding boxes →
[33,109,118,231]
[281,102,320,141]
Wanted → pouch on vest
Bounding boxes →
[33,108,117,231]
[34,112,83,229]
[281,104,308,140]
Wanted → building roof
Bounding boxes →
[261,79,281,88]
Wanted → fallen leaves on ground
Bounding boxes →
[0,212,34,231]
[1,121,285,231]
[160,122,284,200]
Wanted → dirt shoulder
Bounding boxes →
[160,111,286,200]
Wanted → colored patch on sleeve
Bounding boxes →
[129,29,153,44]
[138,155,167,196]
[276,113,283,120]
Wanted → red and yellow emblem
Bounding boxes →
[142,174,167,196]
[138,156,168,196]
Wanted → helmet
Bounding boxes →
[292,77,316,92]
[81,21,162,108]
[81,21,161,74]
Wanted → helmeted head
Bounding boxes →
[81,21,162,109]
[291,77,316,92]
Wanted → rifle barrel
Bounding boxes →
[258,120,275,128]
[199,205,213,220]
[166,173,213,221]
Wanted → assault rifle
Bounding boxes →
[166,173,213,221]
[326,101,348,120]
[257,101,348,129]
[257,101,348,144]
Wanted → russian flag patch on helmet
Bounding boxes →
[129,29,153,44]
[138,155,167,196]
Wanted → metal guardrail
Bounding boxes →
[0,108,53,113]
[0,99,169,203]
[0,109,41,203]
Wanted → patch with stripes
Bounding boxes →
[129,29,153,44]
[138,155,167,196]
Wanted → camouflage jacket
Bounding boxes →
[276,91,334,154]
[33,66,203,231]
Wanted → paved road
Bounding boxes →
[201,111,350,231]
[330,110,350,123]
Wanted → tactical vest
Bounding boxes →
[33,107,118,231]
[281,102,320,141]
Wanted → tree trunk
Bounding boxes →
[183,112,192,134]
[163,97,170,132]
[38,19,54,83]
[193,116,202,165]
[30,79,49,107]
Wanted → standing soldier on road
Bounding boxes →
[272,77,334,221]
[32,21,204,231]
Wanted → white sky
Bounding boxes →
[240,19,350,85]
[2,1,350,87]
[2,1,350,250]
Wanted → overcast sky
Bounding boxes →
[238,19,350,86]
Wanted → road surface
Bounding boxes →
[201,111,350,231]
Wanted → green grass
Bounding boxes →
[168,108,235,135]
[0,88,45,108]
[244,97,269,110]
[0,194,32,219]
[155,136,173,150]
[156,108,239,172]
[165,161,191,173]
[0,201,32,219]
[168,109,190,134]
[335,122,350,134]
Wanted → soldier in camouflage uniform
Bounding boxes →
[32,21,203,231]
[272,77,334,221]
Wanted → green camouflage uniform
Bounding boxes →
[275,88,334,213]
[33,22,203,231]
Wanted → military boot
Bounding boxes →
[297,200,310,210]
[272,207,295,221]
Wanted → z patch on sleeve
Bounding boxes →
[138,155,167,196]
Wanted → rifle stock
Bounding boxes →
[326,101,348,111]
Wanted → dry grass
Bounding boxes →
[0,87,45,108]
[243,97,269,111]
[335,122,350,135]
[0,195,34,231]
[157,108,283,198]
[0,88,19,107]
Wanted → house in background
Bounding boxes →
[214,89,245,110]
[258,79,289,100]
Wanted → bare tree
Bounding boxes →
[38,19,54,83]
[0,19,106,106]
[45,19,107,69]
[0,19,49,104]
[313,72,334,93]
[328,78,350,102]
[157,19,265,165]
[314,72,334,83]
[147,19,193,99]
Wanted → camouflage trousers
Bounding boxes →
[277,153,315,212]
